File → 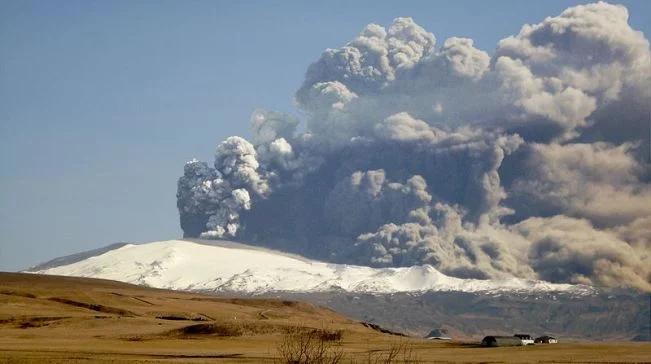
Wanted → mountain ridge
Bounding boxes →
[27,239,592,295]
[24,239,650,340]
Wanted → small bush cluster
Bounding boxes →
[277,326,421,364]
[355,341,420,364]
[277,327,344,364]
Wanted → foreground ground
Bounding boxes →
[0,272,649,363]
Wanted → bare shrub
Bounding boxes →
[317,329,343,342]
[276,326,420,364]
[356,341,421,364]
[277,326,344,364]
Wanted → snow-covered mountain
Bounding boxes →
[29,239,591,294]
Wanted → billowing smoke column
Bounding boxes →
[177,3,651,291]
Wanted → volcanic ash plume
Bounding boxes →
[177,2,651,291]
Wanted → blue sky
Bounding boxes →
[1,0,650,271]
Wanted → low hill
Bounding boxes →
[1,272,650,363]
[24,239,650,341]
[0,272,383,362]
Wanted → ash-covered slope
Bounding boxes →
[28,239,589,295]
[277,290,650,341]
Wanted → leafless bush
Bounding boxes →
[277,326,344,364]
[317,329,343,342]
[355,341,421,364]
[276,326,420,364]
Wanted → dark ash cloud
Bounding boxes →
[177,2,651,291]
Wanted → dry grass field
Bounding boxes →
[0,272,649,363]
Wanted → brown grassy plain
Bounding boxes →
[0,272,649,363]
